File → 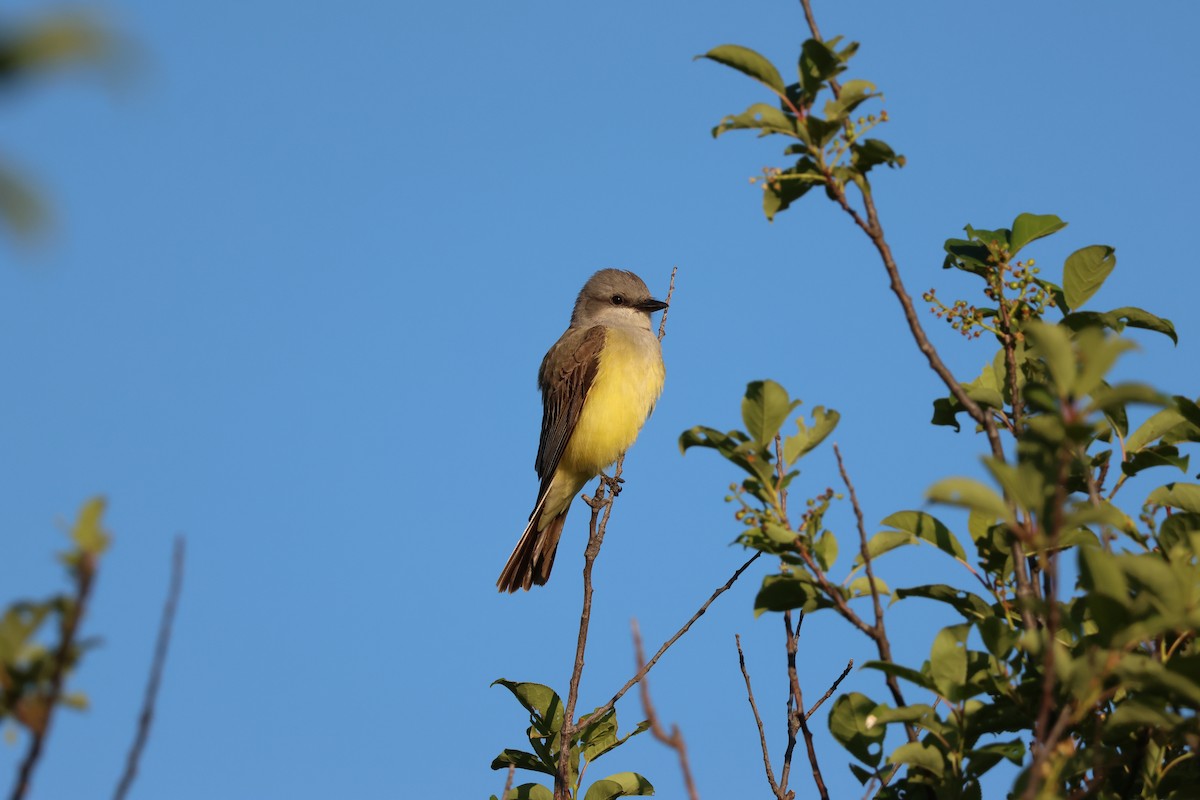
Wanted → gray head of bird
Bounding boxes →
[570,269,668,330]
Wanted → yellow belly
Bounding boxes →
[560,326,665,477]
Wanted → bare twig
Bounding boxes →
[113,537,185,800]
[657,266,678,342]
[500,765,516,800]
[785,611,830,800]
[577,551,762,732]
[633,619,699,800]
[556,459,624,800]
[805,658,854,722]
[9,555,99,800]
[796,0,1004,464]
[833,445,914,742]
[736,634,783,798]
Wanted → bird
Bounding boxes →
[497,269,668,592]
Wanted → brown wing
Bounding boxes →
[534,325,605,494]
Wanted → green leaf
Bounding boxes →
[965,740,1025,777]
[851,139,905,173]
[828,692,885,766]
[491,749,554,776]
[879,511,967,562]
[742,380,800,447]
[926,478,1010,522]
[491,680,565,736]
[1147,483,1200,514]
[894,584,993,622]
[1063,306,1178,344]
[1121,445,1190,478]
[888,741,946,779]
[929,624,970,701]
[797,39,841,98]
[70,496,111,556]
[754,571,833,616]
[853,530,916,567]
[824,78,876,120]
[0,160,49,239]
[1062,245,1116,311]
[813,530,838,571]
[1127,409,1188,453]
[697,44,786,96]
[507,784,554,800]
[1024,322,1075,396]
[1008,213,1067,255]
[783,406,839,463]
[582,773,654,800]
[712,103,798,139]
[860,660,938,692]
[1105,306,1178,344]
[762,163,822,221]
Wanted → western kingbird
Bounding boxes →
[497,269,668,592]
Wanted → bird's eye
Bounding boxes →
[611,294,625,305]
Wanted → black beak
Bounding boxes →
[636,298,669,313]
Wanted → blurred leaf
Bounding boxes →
[861,660,938,692]
[926,477,1010,521]
[895,584,993,623]
[851,138,905,173]
[797,38,841,98]
[783,405,839,463]
[1127,409,1188,453]
[1009,213,1067,255]
[754,570,833,616]
[888,741,946,779]
[813,529,838,571]
[1062,245,1116,311]
[829,692,885,766]
[697,44,785,95]
[1147,483,1200,514]
[879,510,967,561]
[70,496,110,556]
[0,160,48,238]
[712,103,798,139]
[507,784,554,800]
[762,160,824,221]
[582,773,654,800]
[929,624,969,700]
[823,78,876,120]
[1024,322,1074,396]
[1121,445,1189,478]
[1063,306,1177,344]
[0,14,111,81]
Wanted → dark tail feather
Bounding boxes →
[497,504,569,593]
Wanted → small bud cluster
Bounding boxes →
[927,251,1057,340]
[923,287,988,339]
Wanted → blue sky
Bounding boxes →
[1,1,1197,798]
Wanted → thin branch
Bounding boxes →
[833,445,907,721]
[657,266,678,342]
[797,0,1005,464]
[500,765,516,800]
[113,537,185,800]
[784,611,831,800]
[633,619,699,800]
[9,555,99,800]
[556,459,624,800]
[805,658,854,722]
[577,551,762,732]
[736,634,783,798]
